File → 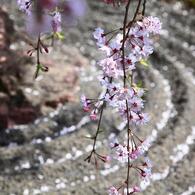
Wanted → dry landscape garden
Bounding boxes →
[0,0,195,194]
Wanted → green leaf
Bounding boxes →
[136,80,143,88]
[55,32,65,40]
[34,63,41,79]
[140,59,149,67]
[34,63,46,79]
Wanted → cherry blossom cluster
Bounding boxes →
[81,2,161,194]
[82,16,161,124]
[107,156,152,194]
[17,0,86,36]
[16,0,86,78]
[17,0,162,194]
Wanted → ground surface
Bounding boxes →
[0,0,195,195]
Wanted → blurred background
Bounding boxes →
[0,0,195,194]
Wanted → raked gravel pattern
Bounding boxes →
[0,0,195,194]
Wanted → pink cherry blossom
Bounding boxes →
[125,53,137,70]
[93,27,106,46]
[99,58,119,78]
[140,45,154,57]
[129,97,144,112]
[132,185,141,193]
[140,16,162,34]
[137,139,151,155]
[17,1,162,193]
[80,95,90,112]
[136,88,145,97]
[108,186,120,195]
[110,34,123,52]
[105,155,112,162]
[141,165,152,180]
[90,112,97,121]
[113,144,129,163]
[129,149,140,160]
[17,0,30,13]
[52,12,62,33]
[135,112,150,125]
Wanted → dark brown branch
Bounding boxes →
[121,0,132,194]
[121,0,131,88]
[126,0,142,29]
[85,78,112,162]
[142,0,147,16]
[34,34,41,79]
[121,1,144,194]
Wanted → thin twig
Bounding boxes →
[91,102,105,152]
[121,0,131,88]
[121,1,144,194]
[85,78,112,162]
[125,0,142,42]
[34,34,41,79]
[121,0,132,193]
[142,0,147,16]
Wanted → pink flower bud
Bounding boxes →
[90,113,97,121]
[133,186,141,192]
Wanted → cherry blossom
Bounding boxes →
[112,144,129,163]
[110,34,123,52]
[129,149,140,160]
[17,0,87,36]
[108,186,120,195]
[144,157,152,168]
[17,0,30,13]
[141,162,152,181]
[16,0,162,193]
[137,139,151,155]
[80,95,91,112]
[99,57,119,78]
[139,16,162,34]
[82,15,161,189]
[135,112,150,126]
[93,27,106,46]
[52,12,62,33]
[129,97,144,112]
[90,111,97,121]
[132,185,141,193]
